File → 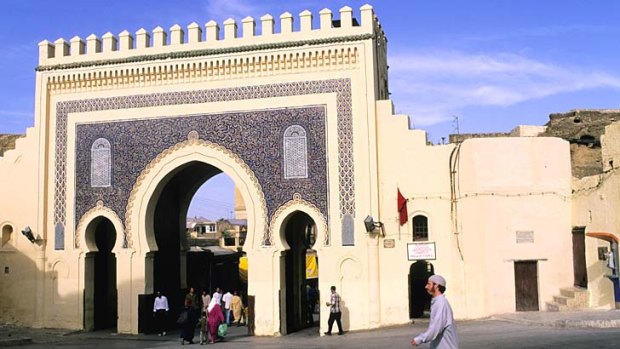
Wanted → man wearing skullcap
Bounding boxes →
[411,275,459,348]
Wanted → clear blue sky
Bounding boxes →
[1,1,619,218]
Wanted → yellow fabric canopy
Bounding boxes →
[239,254,318,281]
[239,256,248,283]
[306,254,318,279]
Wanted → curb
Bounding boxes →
[491,316,620,329]
[0,337,32,347]
[557,319,620,329]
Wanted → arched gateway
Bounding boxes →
[123,139,268,333]
[44,6,369,331]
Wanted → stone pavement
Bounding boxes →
[1,309,619,347]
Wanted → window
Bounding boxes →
[283,125,308,179]
[412,215,428,241]
[1,224,13,247]
[91,138,112,187]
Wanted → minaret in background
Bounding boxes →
[234,187,247,220]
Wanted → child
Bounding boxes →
[199,311,208,345]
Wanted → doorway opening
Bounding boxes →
[572,227,588,288]
[141,162,247,333]
[84,217,117,330]
[282,211,318,334]
[514,260,539,311]
[409,260,434,318]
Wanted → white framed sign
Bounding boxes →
[407,242,436,261]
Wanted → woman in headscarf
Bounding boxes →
[179,299,198,345]
[207,297,225,343]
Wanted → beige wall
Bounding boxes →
[0,127,42,325]
[376,100,573,320]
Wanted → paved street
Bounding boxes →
[5,317,620,349]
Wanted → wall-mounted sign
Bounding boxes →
[407,242,436,261]
[383,239,395,248]
[516,230,534,244]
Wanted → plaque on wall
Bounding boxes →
[516,230,534,244]
[383,239,395,248]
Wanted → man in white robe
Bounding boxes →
[411,275,459,349]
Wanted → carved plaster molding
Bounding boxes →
[45,46,360,95]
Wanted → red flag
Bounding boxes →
[397,188,408,226]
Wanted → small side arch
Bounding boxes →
[269,195,328,251]
[75,204,125,253]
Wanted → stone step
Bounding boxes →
[553,295,581,308]
[559,287,589,308]
[546,301,568,312]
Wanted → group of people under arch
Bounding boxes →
[153,286,246,345]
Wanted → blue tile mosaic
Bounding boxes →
[75,107,328,239]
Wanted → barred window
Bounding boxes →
[412,215,428,241]
[283,125,308,179]
[91,138,112,187]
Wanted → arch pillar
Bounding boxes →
[116,249,135,333]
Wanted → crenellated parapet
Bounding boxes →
[37,5,381,71]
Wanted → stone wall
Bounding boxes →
[542,110,620,178]
[0,134,23,157]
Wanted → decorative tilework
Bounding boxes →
[283,125,308,179]
[54,79,355,247]
[75,107,327,246]
[90,138,112,187]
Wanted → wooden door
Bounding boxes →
[514,261,539,311]
[572,227,588,288]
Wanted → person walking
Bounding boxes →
[152,291,169,336]
[179,299,199,345]
[222,290,233,325]
[307,284,318,325]
[198,311,208,345]
[207,298,225,343]
[411,275,459,348]
[212,287,222,305]
[185,287,200,311]
[324,285,344,335]
[230,290,244,326]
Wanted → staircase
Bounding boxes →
[546,287,589,311]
